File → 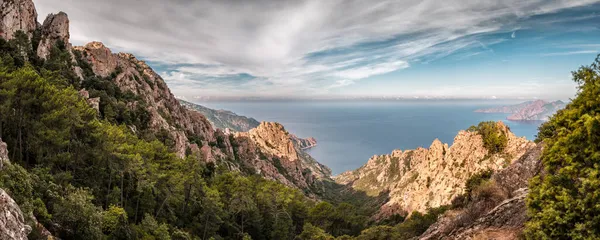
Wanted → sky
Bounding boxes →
[34,0,600,100]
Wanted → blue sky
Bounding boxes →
[34,0,600,100]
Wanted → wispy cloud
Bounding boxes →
[33,0,600,97]
[542,50,599,56]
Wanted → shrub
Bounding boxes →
[525,56,600,239]
[468,121,508,154]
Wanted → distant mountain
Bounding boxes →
[474,100,566,121]
[180,99,319,149]
[179,99,260,132]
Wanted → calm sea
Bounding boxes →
[195,100,542,175]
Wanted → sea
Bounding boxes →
[195,100,543,175]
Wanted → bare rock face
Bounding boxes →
[0,0,37,40]
[418,144,544,240]
[335,121,535,218]
[36,12,70,59]
[0,188,31,240]
[0,138,7,169]
[74,42,118,78]
[246,122,299,162]
[0,139,31,239]
[75,41,219,158]
[234,122,332,192]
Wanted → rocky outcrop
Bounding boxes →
[0,140,31,240]
[74,42,219,158]
[290,135,317,150]
[418,144,543,240]
[475,100,565,121]
[0,138,7,170]
[335,122,535,218]
[36,12,69,59]
[0,188,30,240]
[0,0,37,40]
[234,122,332,192]
[78,89,100,112]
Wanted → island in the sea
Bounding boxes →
[475,100,566,121]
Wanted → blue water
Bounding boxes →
[195,100,542,175]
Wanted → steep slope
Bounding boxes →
[419,143,543,239]
[0,0,331,194]
[233,122,332,193]
[475,100,565,121]
[179,99,260,132]
[74,42,217,158]
[0,188,30,240]
[179,100,318,149]
[335,122,535,218]
[0,139,31,240]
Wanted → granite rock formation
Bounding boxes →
[418,143,543,240]
[0,0,37,40]
[234,122,331,192]
[335,122,535,218]
[0,139,31,240]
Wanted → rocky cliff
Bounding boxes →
[180,100,319,150]
[0,0,37,40]
[418,143,543,240]
[0,139,31,240]
[233,122,331,192]
[0,188,30,240]
[74,41,219,159]
[475,100,565,121]
[335,122,535,218]
[0,0,331,195]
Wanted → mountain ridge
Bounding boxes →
[335,121,536,218]
[475,100,566,121]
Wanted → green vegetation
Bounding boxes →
[525,55,600,239]
[0,30,446,240]
[467,121,508,154]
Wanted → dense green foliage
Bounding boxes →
[467,121,508,154]
[0,30,470,240]
[525,55,600,239]
[0,31,416,240]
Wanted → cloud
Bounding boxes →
[32,0,600,97]
[542,50,599,56]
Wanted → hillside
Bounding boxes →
[0,0,597,239]
[179,99,260,132]
[475,100,566,121]
[336,121,535,218]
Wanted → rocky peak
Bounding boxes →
[0,0,37,40]
[74,41,119,78]
[233,122,332,193]
[247,122,299,162]
[335,122,536,218]
[418,144,544,239]
[36,12,69,59]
